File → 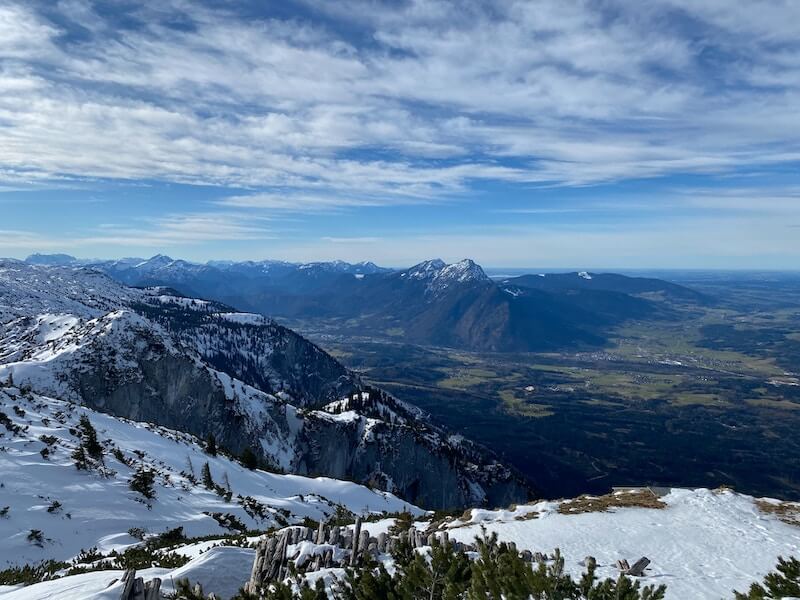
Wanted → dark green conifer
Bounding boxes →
[397,537,471,600]
[71,445,88,470]
[201,462,214,489]
[129,466,156,499]
[335,565,398,600]
[240,447,258,470]
[77,415,103,460]
[206,433,217,456]
[734,556,800,599]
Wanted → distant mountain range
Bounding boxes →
[25,254,710,352]
[2,259,527,508]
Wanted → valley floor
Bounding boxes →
[303,302,800,500]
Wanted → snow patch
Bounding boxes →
[445,488,800,600]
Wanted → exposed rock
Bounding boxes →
[0,261,530,509]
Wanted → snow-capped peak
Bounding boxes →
[353,261,383,273]
[437,259,489,284]
[424,259,490,295]
[134,254,175,269]
[400,259,490,294]
[578,271,593,280]
[402,259,447,279]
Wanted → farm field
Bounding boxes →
[284,273,800,500]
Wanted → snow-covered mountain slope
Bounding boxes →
[23,254,392,289]
[0,261,140,321]
[5,484,799,599]
[426,259,491,297]
[27,254,710,353]
[401,258,447,280]
[0,260,528,509]
[0,384,420,570]
[398,259,490,296]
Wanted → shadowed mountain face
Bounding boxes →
[25,255,709,352]
[503,272,709,304]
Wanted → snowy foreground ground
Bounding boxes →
[0,386,419,599]
[445,488,800,599]
[3,488,799,599]
[2,387,800,599]
[0,547,254,600]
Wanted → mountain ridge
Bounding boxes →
[0,260,529,509]
[22,254,709,352]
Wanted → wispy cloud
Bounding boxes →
[80,213,275,246]
[1,0,799,197]
[220,193,382,212]
[674,186,800,215]
[0,209,275,256]
[0,229,63,249]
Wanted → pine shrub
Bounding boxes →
[240,447,258,470]
[734,556,800,599]
[76,415,103,460]
[0,560,69,585]
[169,579,209,599]
[201,462,215,489]
[26,529,45,547]
[71,445,88,470]
[333,532,666,600]
[129,466,157,499]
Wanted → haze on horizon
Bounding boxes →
[1,1,799,269]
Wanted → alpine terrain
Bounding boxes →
[25,255,708,353]
[5,0,800,598]
[0,260,527,510]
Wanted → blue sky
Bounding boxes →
[1,0,799,268]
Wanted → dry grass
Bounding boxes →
[756,499,800,527]
[427,509,474,532]
[514,510,540,521]
[558,489,666,515]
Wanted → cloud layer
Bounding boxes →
[3,1,799,191]
[1,0,798,264]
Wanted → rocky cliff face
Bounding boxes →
[131,299,357,407]
[0,260,529,509]
[299,388,526,509]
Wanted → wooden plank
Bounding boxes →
[626,557,650,577]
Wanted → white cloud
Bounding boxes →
[0,4,58,59]
[0,229,64,249]
[0,0,798,216]
[79,213,275,246]
[674,186,800,215]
